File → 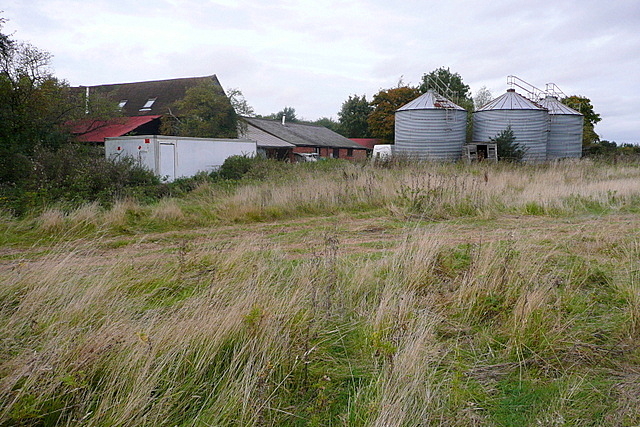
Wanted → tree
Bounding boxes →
[160,80,238,138]
[311,117,340,133]
[473,86,493,110]
[419,67,472,106]
[0,16,11,57]
[337,94,372,138]
[226,87,254,117]
[561,95,601,147]
[0,18,125,189]
[491,126,525,161]
[0,35,85,162]
[368,86,420,143]
[269,106,298,123]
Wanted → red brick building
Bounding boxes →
[242,117,370,162]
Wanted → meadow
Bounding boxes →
[1,158,640,426]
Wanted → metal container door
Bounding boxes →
[160,142,176,182]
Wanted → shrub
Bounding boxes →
[0,144,161,215]
[217,155,264,180]
[492,126,526,162]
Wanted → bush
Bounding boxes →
[216,155,272,180]
[0,144,162,215]
[491,127,526,162]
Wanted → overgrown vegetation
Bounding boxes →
[2,159,640,425]
[0,144,162,216]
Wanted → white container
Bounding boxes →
[105,135,257,181]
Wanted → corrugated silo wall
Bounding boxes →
[472,109,549,162]
[547,114,583,159]
[394,109,467,160]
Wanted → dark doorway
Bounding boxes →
[477,144,488,160]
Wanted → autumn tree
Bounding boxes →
[160,80,238,138]
[337,94,372,138]
[367,86,420,143]
[561,95,601,147]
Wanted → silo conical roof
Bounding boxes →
[397,89,466,112]
[478,89,545,111]
[539,96,582,115]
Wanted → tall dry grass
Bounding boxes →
[1,159,640,425]
[180,160,640,222]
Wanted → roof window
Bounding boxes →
[139,97,157,111]
[118,100,127,109]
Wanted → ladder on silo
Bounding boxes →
[545,82,583,111]
[507,75,546,103]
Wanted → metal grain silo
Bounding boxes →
[473,89,549,162]
[539,96,583,159]
[394,90,467,161]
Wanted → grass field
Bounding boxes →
[1,159,640,426]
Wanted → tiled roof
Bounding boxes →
[243,117,368,149]
[75,75,226,116]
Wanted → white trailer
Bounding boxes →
[105,135,257,181]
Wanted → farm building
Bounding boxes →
[71,75,230,143]
[350,139,382,150]
[241,117,369,162]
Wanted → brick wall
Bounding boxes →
[292,146,369,162]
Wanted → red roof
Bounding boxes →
[350,138,381,149]
[72,115,162,142]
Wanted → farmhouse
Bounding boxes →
[242,116,369,162]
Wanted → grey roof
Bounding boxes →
[397,89,466,112]
[75,75,228,116]
[242,117,368,149]
[242,123,296,148]
[539,96,582,115]
[478,89,546,111]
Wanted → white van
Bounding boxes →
[372,144,393,161]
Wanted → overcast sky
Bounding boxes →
[3,0,639,143]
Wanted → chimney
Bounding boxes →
[281,115,286,125]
